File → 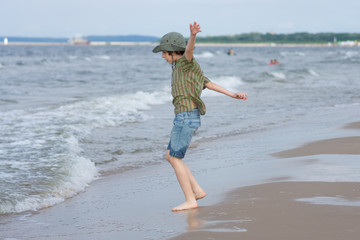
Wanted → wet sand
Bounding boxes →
[272,136,360,158]
[1,120,359,240]
[171,122,360,240]
[171,181,360,240]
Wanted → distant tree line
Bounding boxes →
[196,32,360,44]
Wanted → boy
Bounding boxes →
[153,22,248,212]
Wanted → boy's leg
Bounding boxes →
[182,163,206,200]
[166,109,204,211]
[166,150,198,211]
[166,150,206,200]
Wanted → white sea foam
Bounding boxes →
[308,69,319,76]
[194,51,214,58]
[2,155,98,213]
[95,55,111,60]
[269,72,286,79]
[280,51,306,57]
[0,90,171,214]
[334,102,360,108]
[203,76,244,97]
[55,90,171,134]
[344,51,358,58]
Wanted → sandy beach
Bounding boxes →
[171,121,360,240]
[171,181,360,240]
[1,117,359,240]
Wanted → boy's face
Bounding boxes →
[162,51,174,64]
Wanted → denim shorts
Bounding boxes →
[167,109,201,159]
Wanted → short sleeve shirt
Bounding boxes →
[171,55,210,115]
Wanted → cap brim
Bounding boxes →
[152,45,163,53]
[152,43,185,53]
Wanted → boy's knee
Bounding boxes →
[166,150,171,163]
[166,151,182,166]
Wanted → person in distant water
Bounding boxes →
[269,59,280,65]
[227,48,235,56]
[152,22,248,212]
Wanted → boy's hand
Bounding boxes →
[190,22,202,36]
[232,92,248,100]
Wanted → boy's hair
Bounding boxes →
[166,51,185,55]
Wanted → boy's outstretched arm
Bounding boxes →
[185,22,201,62]
[205,81,248,100]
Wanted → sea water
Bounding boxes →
[0,45,359,215]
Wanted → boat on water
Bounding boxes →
[68,34,90,45]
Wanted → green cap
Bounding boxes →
[152,32,186,53]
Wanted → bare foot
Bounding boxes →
[172,201,198,212]
[195,190,206,200]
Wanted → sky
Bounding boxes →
[1,0,359,38]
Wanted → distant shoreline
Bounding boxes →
[0,41,157,46]
[197,43,331,47]
[0,41,344,47]
[2,32,359,47]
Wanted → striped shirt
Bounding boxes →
[171,55,210,115]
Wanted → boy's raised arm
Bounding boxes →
[185,22,202,62]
